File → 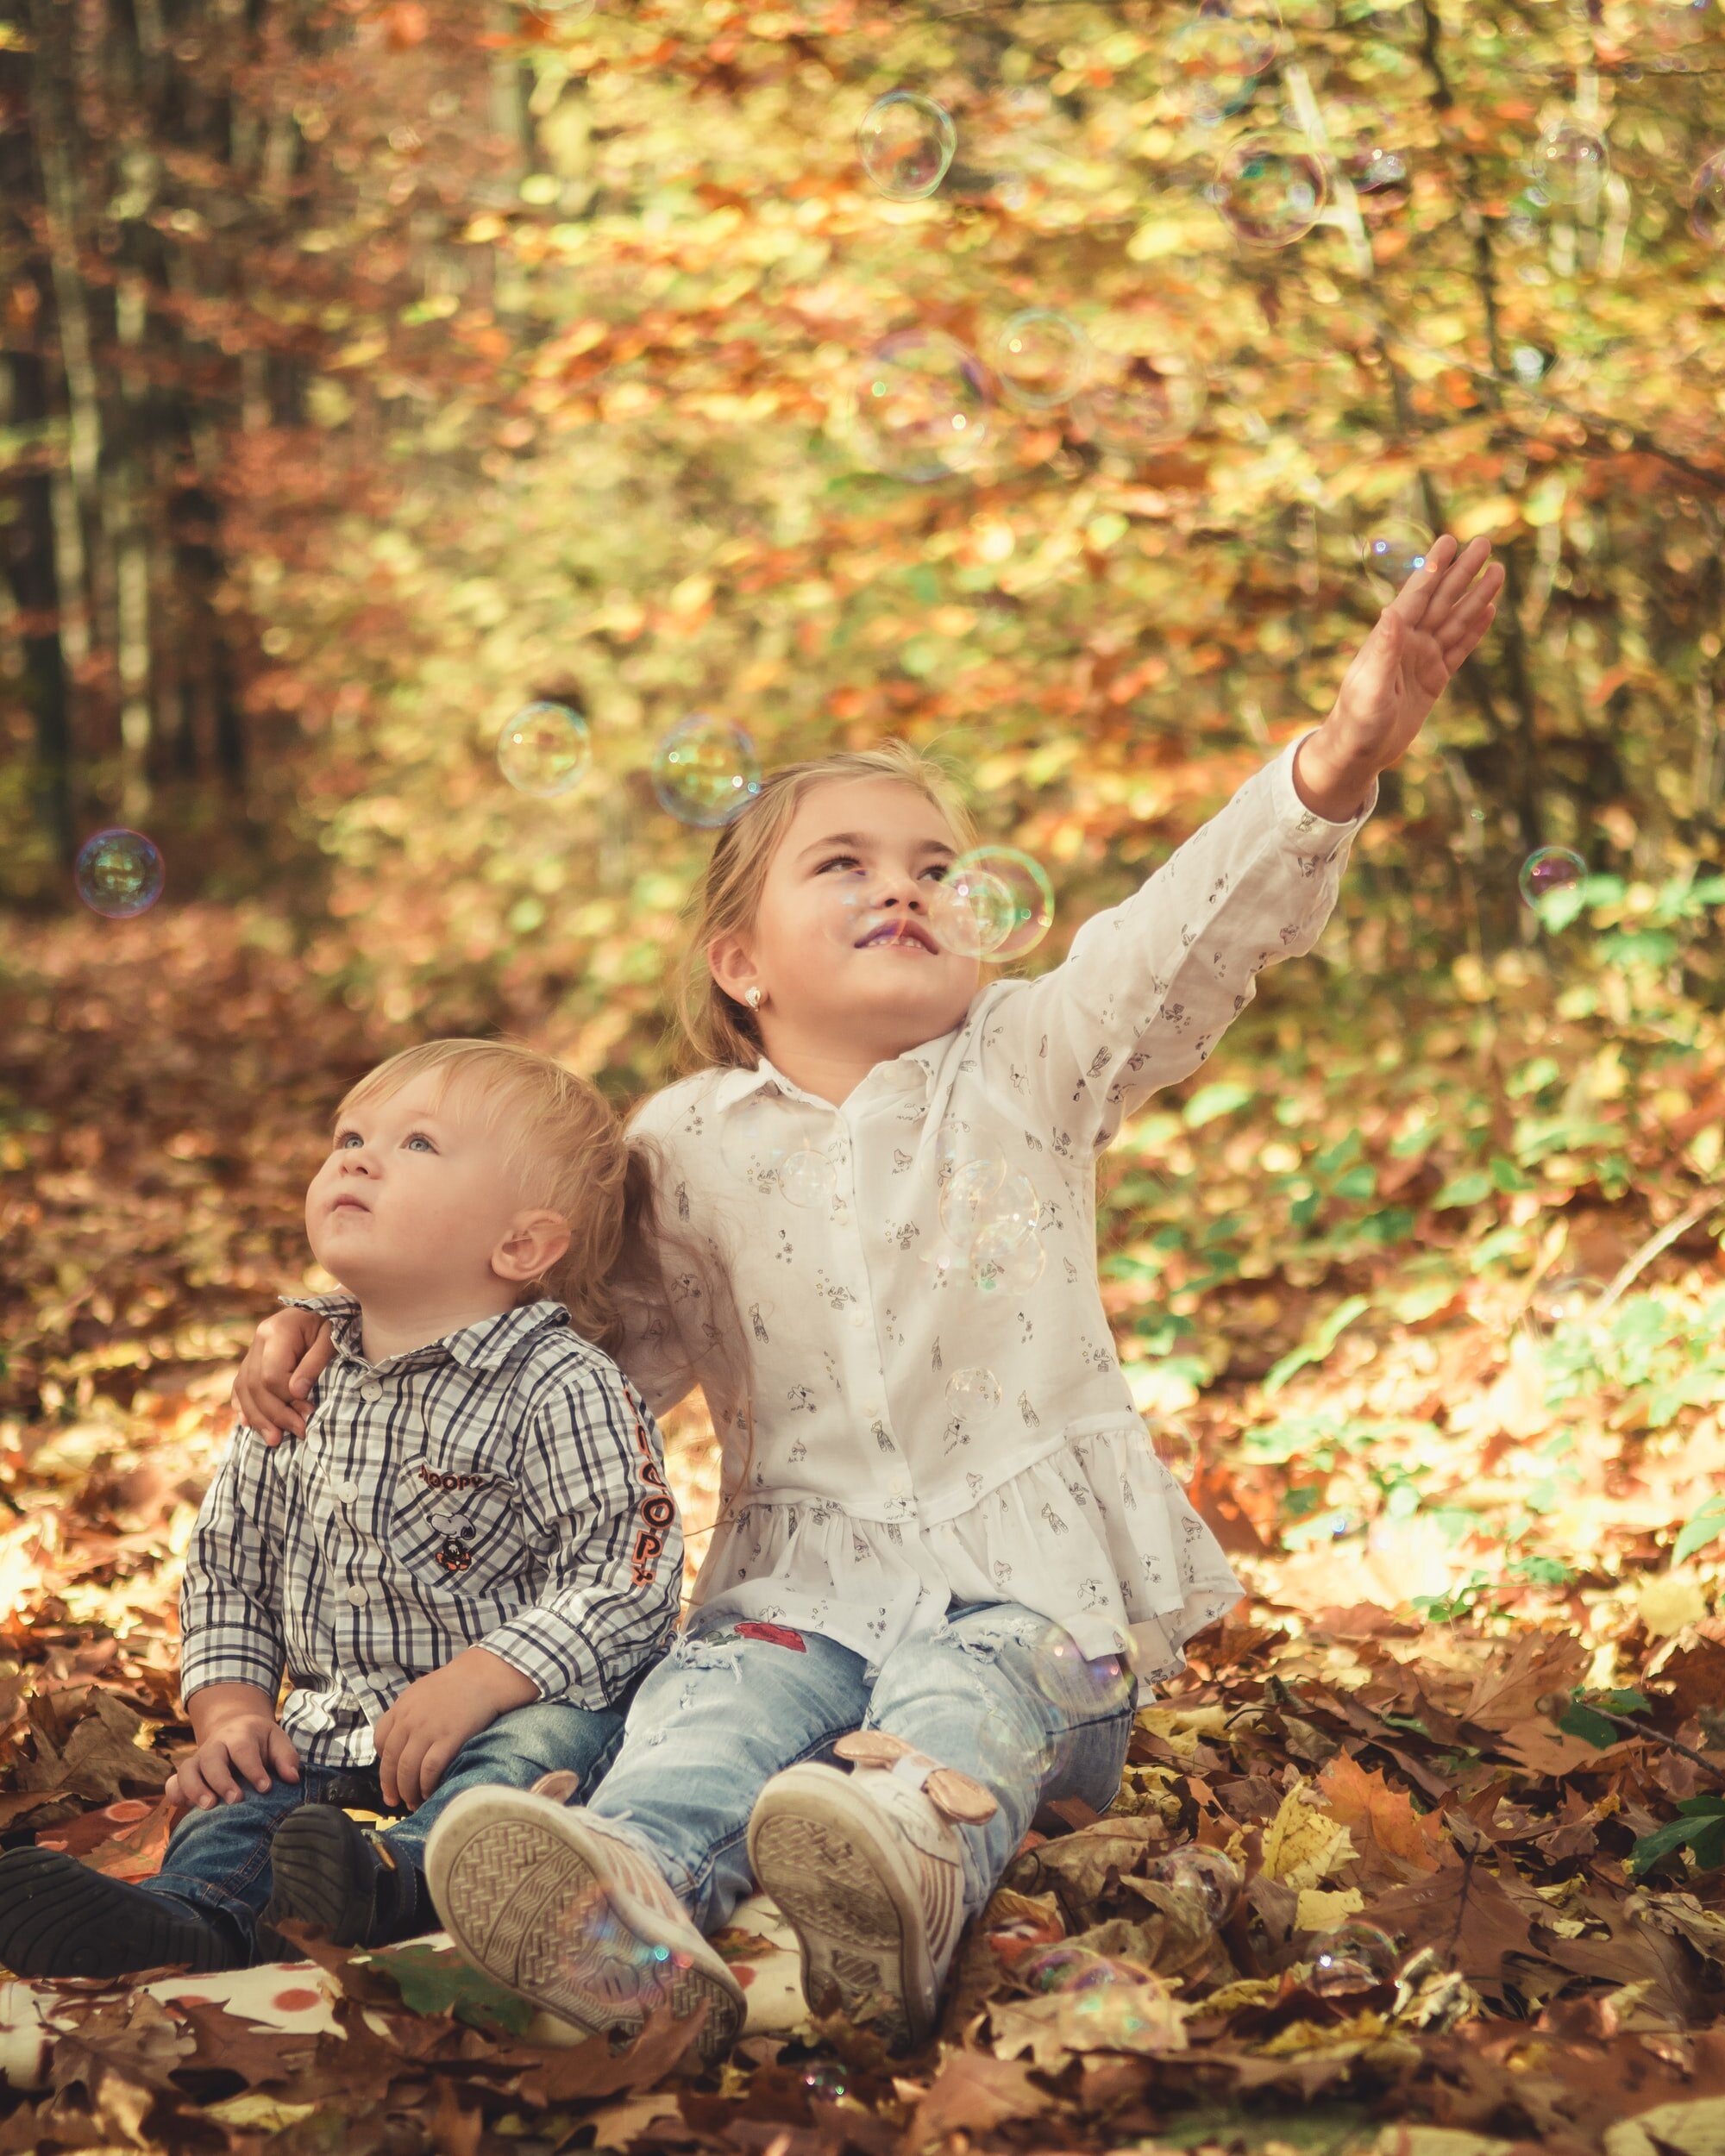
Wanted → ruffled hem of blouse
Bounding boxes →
[694,1421,1242,1684]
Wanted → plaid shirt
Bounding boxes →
[180,1295,682,1767]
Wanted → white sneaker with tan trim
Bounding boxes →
[746,1735,995,2052]
[424,1778,745,2071]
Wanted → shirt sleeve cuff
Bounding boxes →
[479,1612,603,1707]
[179,1632,285,1702]
[1270,731,1380,849]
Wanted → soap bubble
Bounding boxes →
[853,330,992,484]
[718,1097,788,1187]
[1308,1921,1400,1996]
[858,91,956,201]
[1166,1,1282,127]
[1145,1844,1242,1926]
[1026,1626,1135,1782]
[1358,519,1432,588]
[779,1149,837,1208]
[946,847,1055,960]
[1690,154,1725,246]
[1509,343,1555,387]
[1074,345,1208,459]
[941,1157,1016,1240]
[1330,106,1409,197]
[1212,137,1327,248]
[800,2062,849,2103]
[990,309,1092,411]
[972,1217,1046,1293]
[651,715,762,827]
[1527,121,1609,207]
[946,1366,1004,1413]
[1146,1417,1198,1484]
[1020,1944,1151,1996]
[1518,845,1586,917]
[1525,1272,1605,1336]
[497,700,591,796]
[928,862,1017,958]
[75,829,165,918]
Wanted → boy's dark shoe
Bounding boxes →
[0,1847,239,1979]
[260,1804,424,1953]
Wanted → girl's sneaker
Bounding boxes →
[423,1779,745,2071]
[746,1733,997,2051]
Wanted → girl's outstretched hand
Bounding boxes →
[1295,533,1506,820]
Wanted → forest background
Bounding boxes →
[3,0,1725,2151]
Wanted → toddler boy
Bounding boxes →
[0,1040,682,1977]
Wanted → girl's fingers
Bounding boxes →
[289,1326,336,1401]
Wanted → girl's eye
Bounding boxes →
[817,855,862,875]
[922,863,950,883]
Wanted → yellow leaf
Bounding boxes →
[1262,1779,1356,1891]
[1637,1570,1711,1639]
[1452,497,1523,542]
[1605,2099,1725,2156]
[205,2096,319,2130]
[1296,1886,1366,1930]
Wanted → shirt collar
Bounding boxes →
[710,1050,935,1113]
[279,1292,571,1373]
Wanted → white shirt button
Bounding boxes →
[334,1479,360,1504]
[359,1380,383,1403]
[849,1310,869,1331]
[865,1402,884,1422]
[344,1583,369,1608]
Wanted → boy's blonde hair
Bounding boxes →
[336,1040,640,1353]
[673,740,978,1073]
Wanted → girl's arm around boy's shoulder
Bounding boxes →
[991,733,1376,1147]
[479,1337,683,1712]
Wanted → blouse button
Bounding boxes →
[344,1583,370,1608]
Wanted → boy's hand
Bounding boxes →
[1295,533,1506,821]
[167,1710,301,1809]
[232,1307,334,1446]
[373,1647,539,1811]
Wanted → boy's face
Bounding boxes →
[305,1071,542,1307]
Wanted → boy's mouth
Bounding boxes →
[856,918,938,956]
[330,1194,372,1214]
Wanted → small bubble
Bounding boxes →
[955,847,1056,960]
[945,1366,1003,1412]
[779,1149,837,1208]
[857,91,957,201]
[1073,343,1208,460]
[1518,845,1586,920]
[1691,154,1725,247]
[990,309,1092,411]
[497,700,592,796]
[1525,1271,1605,1335]
[1357,518,1432,588]
[1213,136,1327,248]
[1146,1417,1198,1484]
[1022,1625,1135,1782]
[929,863,1017,957]
[1165,2,1283,128]
[971,1221,1046,1294]
[1509,342,1554,386]
[1145,1844,1243,1925]
[75,829,165,918]
[1308,1921,1400,1996]
[1527,121,1609,207]
[852,330,992,484]
[650,715,762,827]
[718,1097,788,1187]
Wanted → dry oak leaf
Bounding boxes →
[1261,1777,1357,1893]
[906,2050,1054,2143]
[1369,1856,1541,2001]
[1604,2098,1725,2156]
[1458,1627,1587,1737]
[1315,1752,1446,1883]
[988,1976,1187,2068]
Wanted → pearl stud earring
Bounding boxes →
[744,987,762,1011]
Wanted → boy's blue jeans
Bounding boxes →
[584,1601,1140,1934]
[143,1699,625,1954]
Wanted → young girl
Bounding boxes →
[236,535,1502,2065]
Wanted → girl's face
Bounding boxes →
[712,776,982,1063]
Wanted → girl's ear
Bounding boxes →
[709,933,762,1008]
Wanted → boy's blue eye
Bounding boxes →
[336,1131,363,1149]
[405,1133,435,1152]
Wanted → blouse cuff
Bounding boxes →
[1270,730,1380,850]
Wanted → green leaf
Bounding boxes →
[1557,1702,1624,1748]
[1263,1294,1371,1397]
[1674,1494,1725,1564]
[1433,1170,1492,1210]
[365,1942,536,2034]
[1629,1796,1725,1877]
[1182,1080,1254,1129]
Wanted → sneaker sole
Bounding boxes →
[262,1806,376,1949]
[425,1789,742,2069]
[0,1850,233,1980]
[747,1771,936,2051]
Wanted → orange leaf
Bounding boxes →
[1314,1752,1445,1883]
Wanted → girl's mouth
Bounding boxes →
[856,918,938,955]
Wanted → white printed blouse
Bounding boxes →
[624,737,1374,1680]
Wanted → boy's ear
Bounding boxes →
[492,1210,572,1287]
[708,933,762,1009]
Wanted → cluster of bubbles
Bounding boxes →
[495,700,763,829]
[74,829,166,919]
[929,1143,1046,1297]
[718,1096,840,1208]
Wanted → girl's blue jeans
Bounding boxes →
[141,1699,625,1953]
[584,1601,1139,1934]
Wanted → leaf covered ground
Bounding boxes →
[3,903,1724,2156]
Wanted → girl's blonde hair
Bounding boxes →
[336,1039,662,1362]
[673,739,978,1073]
